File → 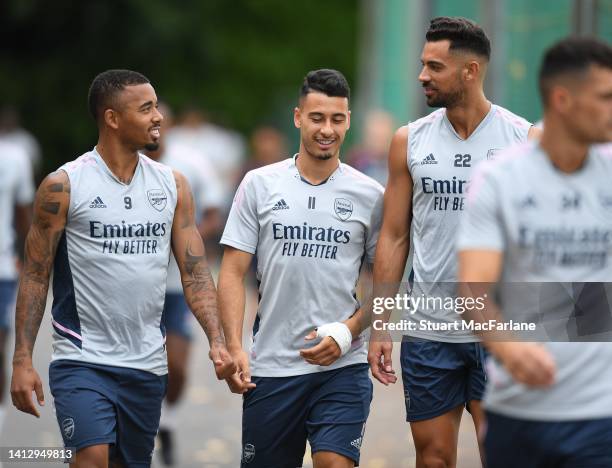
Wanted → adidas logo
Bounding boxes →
[272,199,290,211]
[350,437,362,449]
[89,196,107,208]
[420,153,438,165]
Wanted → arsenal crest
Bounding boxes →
[486,148,501,160]
[147,189,167,211]
[62,417,75,439]
[243,443,255,463]
[334,198,353,221]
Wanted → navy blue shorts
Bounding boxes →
[49,360,167,467]
[485,411,612,468]
[0,280,17,331]
[161,292,192,340]
[400,337,487,422]
[241,363,372,467]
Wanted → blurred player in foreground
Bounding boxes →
[10,69,234,467]
[458,36,612,467]
[219,69,383,468]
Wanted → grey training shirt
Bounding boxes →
[458,141,612,421]
[221,156,383,377]
[51,148,176,376]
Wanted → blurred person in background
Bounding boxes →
[10,69,234,468]
[168,105,246,213]
[368,17,540,468]
[458,36,612,468]
[0,139,34,433]
[240,125,288,175]
[219,69,383,468]
[0,106,43,178]
[346,110,394,186]
[146,101,224,467]
[168,106,246,264]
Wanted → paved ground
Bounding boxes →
[1,291,481,467]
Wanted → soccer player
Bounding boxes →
[367,17,541,467]
[458,36,612,468]
[0,140,33,431]
[218,69,383,468]
[146,102,224,466]
[10,70,234,468]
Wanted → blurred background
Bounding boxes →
[2,0,611,182]
[1,0,611,467]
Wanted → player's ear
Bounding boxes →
[464,60,479,82]
[346,109,351,130]
[294,106,301,129]
[549,85,572,115]
[104,108,119,130]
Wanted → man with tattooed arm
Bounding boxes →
[10,69,234,468]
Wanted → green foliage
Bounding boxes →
[0,0,358,173]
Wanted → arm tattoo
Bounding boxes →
[42,202,60,215]
[174,170,223,344]
[13,174,69,365]
[182,241,223,344]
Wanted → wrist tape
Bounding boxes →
[316,322,353,356]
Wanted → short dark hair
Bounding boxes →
[88,69,150,121]
[539,36,612,105]
[299,69,350,101]
[426,17,491,60]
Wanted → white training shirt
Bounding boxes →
[51,148,176,375]
[221,155,384,377]
[459,142,612,421]
[406,104,531,342]
[0,141,34,280]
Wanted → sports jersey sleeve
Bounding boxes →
[365,189,384,263]
[457,164,504,251]
[16,153,35,205]
[220,172,259,254]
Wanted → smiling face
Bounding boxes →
[106,83,163,152]
[294,91,350,161]
[418,40,468,108]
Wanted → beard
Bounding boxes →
[424,82,464,108]
[426,90,463,108]
[144,142,160,151]
[315,153,333,160]
[303,138,337,161]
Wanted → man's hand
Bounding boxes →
[11,362,45,418]
[490,342,556,388]
[208,340,236,380]
[299,330,342,366]
[368,330,397,385]
[225,348,256,394]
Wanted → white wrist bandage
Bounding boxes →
[316,322,353,356]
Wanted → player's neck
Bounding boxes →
[295,151,340,185]
[540,120,589,173]
[96,138,140,184]
[445,93,491,140]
